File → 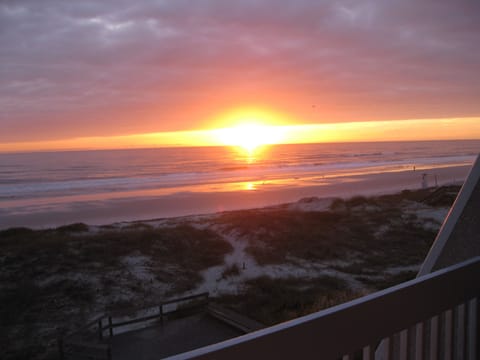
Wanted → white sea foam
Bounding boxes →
[0,141,478,228]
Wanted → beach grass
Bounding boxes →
[216,275,361,325]
[216,186,457,270]
[355,270,418,291]
[0,223,233,356]
[221,263,241,279]
[0,223,231,272]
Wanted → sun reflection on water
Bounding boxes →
[230,144,270,164]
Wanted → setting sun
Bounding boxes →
[214,122,287,153]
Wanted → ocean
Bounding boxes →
[0,140,479,228]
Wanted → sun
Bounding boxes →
[215,122,286,153]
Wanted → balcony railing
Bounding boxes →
[166,256,480,360]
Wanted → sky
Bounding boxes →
[1,0,480,151]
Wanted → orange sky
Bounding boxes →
[1,117,479,153]
[1,2,480,152]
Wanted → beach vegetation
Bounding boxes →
[345,195,369,208]
[216,275,360,325]
[221,263,241,279]
[0,185,461,359]
[56,222,89,233]
[0,226,35,239]
[421,185,461,206]
[124,222,154,230]
[218,187,443,269]
[167,271,204,295]
[356,270,417,290]
[0,223,233,358]
[329,197,346,211]
[1,224,232,274]
[0,280,41,326]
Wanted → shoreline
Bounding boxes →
[0,163,471,230]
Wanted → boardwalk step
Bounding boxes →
[207,304,264,333]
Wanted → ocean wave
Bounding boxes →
[0,141,478,201]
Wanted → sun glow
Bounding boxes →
[2,117,479,153]
[214,122,287,153]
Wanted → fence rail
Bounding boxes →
[59,292,209,360]
[98,292,209,338]
[165,257,480,360]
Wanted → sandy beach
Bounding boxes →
[0,180,463,359]
[0,163,471,230]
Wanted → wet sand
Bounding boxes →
[0,164,471,229]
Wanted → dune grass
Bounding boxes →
[1,224,232,307]
[356,270,418,291]
[216,186,457,269]
[0,223,232,275]
[221,263,241,279]
[216,275,361,326]
[0,223,233,359]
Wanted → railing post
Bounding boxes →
[430,315,439,360]
[107,345,112,360]
[385,335,394,360]
[467,299,476,360]
[455,303,466,360]
[444,309,453,360]
[415,321,425,360]
[476,296,480,360]
[108,316,113,337]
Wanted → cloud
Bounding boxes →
[1,0,479,142]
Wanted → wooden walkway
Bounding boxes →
[107,304,264,359]
[59,291,265,359]
[108,312,243,360]
[207,304,264,333]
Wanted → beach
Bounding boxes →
[0,182,464,359]
[0,163,471,229]
[1,140,478,230]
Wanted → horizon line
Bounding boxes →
[1,117,480,154]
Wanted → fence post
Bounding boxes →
[108,316,113,337]
[57,337,64,360]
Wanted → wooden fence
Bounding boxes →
[59,292,209,360]
[98,292,209,339]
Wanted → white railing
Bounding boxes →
[166,257,480,360]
